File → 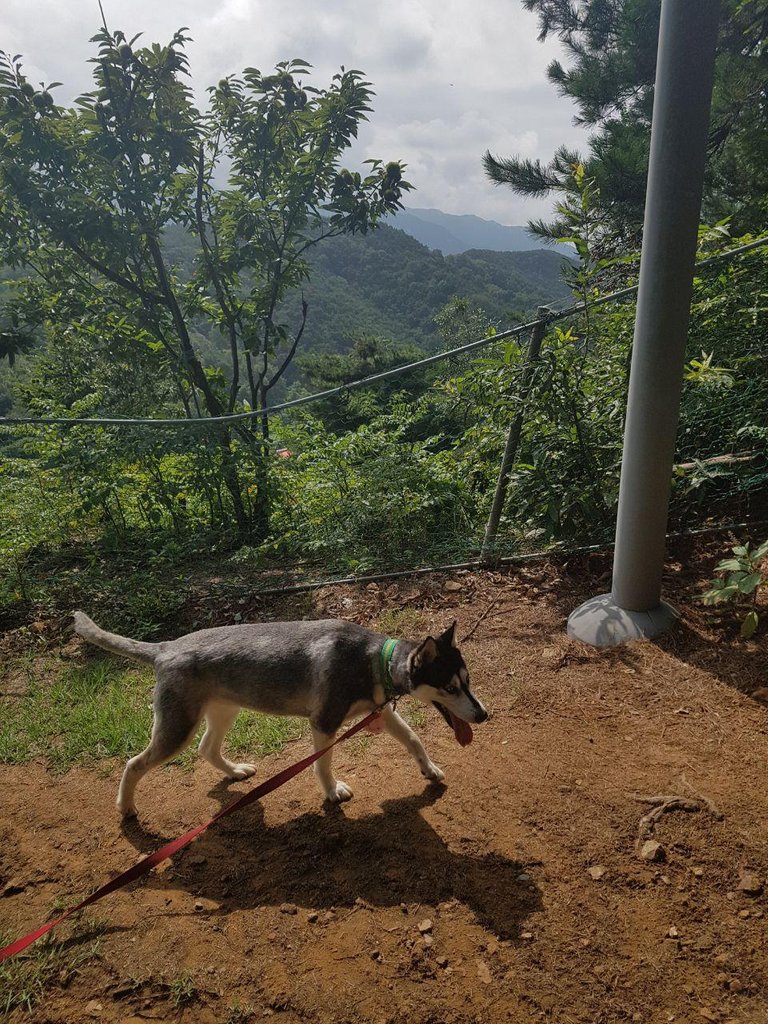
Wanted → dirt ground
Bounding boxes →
[1,538,767,1024]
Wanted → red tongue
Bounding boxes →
[448,711,473,747]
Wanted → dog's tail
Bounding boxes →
[73,611,160,665]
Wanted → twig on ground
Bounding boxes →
[461,600,500,643]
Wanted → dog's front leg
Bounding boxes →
[380,705,445,783]
[311,726,353,804]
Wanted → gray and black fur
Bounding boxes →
[73,612,487,817]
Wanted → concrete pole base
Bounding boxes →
[567,593,679,648]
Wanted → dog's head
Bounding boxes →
[407,622,487,746]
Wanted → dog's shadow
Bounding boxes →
[121,785,541,940]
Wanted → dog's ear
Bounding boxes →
[438,621,458,647]
[411,636,438,671]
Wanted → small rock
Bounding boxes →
[307,912,319,924]
[280,902,298,915]
[417,918,433,934]
[189,855,207,866]
[516,873,531,884]
[436,956,449,968]
[738,909,751,919]
[716,973,730,987]
[727,978,743,993]
[639,841,664,863]
[369,949,381,961]
[422,934,434,948]
[443,581,462,592]
[698,1010,718,1022]
[520,931,534,941]
[714,953,730,966]
[738,872,763,896]
[692,867,704,878]
[588,865,608,881]
[85,1001,103,1016]
[667,926,679,939]
[399,903,408,914]
[476,960,492,984]
[321,911,335,925]
[194,900,205,912]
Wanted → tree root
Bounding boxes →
[631,787,723,854]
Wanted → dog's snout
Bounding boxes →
[475,707,488,724]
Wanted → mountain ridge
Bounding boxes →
[385,206,571,256]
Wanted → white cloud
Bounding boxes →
[1,0,588,225]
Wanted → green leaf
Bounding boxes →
[740,610,759,639]
[738,572,762,595]
[717,558,744,572]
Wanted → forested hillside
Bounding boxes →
[279,224,571,354]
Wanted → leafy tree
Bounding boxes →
[298,335,428,431]
[485,0,768,248]
[0,24,409,536]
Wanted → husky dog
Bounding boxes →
[73,612,487,817]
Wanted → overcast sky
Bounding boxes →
[1,0,588,226]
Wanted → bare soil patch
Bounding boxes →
[2,539,767,1023]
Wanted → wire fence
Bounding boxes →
[1,236,766,602]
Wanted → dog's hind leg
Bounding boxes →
[117,688,202,817]
[198,703,257,781]
[310,726,353,804]
[380,705,445,783]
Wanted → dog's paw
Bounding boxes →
[117,799,138,818]
[229,763,257,780]
[422,762,445,783]
[325,780,353,804]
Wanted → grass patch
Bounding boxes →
[0,660,154,772]
[169,972,197,1008]
[226,1002,258,1024]
[376,606,425,638]
[0,658,308,773]
[0,919,102,1015]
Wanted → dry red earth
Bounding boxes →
[2,540,767,1024]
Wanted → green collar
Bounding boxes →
[379,637,399,700]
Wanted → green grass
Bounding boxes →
[0,661,154,772]
[225,1001,258,1023]
[169,972,197,1008]
[0,920,102,1015]
[0,658,307,773]
[376,606,425,638]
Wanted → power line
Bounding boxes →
[1,235,766,430]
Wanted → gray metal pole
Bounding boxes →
[568,0,721,647]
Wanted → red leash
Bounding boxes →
[0,707,384,962]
